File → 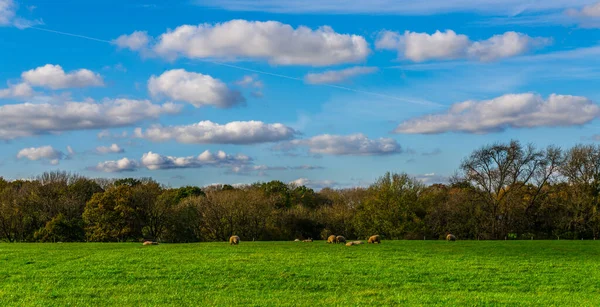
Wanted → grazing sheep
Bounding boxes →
[368,235,381,244]
[336,236,346,244]
[302,238,313,242]
[229,235,240,245]
[143,241,158,246]
[446,234,456,241]
[327,235,337,244]
[345,242,354,246]
[294,239,300,242]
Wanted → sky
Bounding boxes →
[1,0,600,189]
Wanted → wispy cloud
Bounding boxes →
[195,0,595,15]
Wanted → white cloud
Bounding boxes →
[96,144,124,154]
[196,0,594,15]
[376,30,550,62]
[404,30,470,62]
[374,30,403,50]
[93,158,139,173]
[304,66,378,84]
[235,74,264,97]
[276,134,403,156]
[17,145,65,165]
[92,150,253,173]
[564,2,600,27]
[121,20,370,66]
[22,64,104,89]
[566,2,600,17]
[467,32,552,62]
[148,69,245,108]
[0,0,15,25]
[135,120,296,144]
[141,150,251,170]
[0,0,42,29]
[395,93,600,134]
[113,31,151,51]
[0,98,182,140]
[235,75,263,88]
[581,2,600,16]
[0,82,33,98]
[413,173,449,185]
[289,178,338,190]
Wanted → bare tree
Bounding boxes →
[459,140,548,239]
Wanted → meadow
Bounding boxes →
[1,241,599,306]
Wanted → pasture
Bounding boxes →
[1,241,599,306]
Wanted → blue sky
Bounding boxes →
[1,0,600,189]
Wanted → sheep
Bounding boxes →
[368,235,381,244]
[327,235,337,244]
[446,234,456,241]
[352,241,363,245]
[294,239,300,242]
[229,235,240,245]
[302,238,313,242]
[336,235,346,244]
[345,242,354,246]
[143,241,158,246]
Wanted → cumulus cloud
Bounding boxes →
[135,120,296,145]
[148,69,245,108]
[395,93,600,134]
[404,30,470,62]
[565,2,600,27]
[276,134,403,156]
[304,66,378,84]
[289,178,338,190]
[467,32,552,62]
[235,74,263,88]
[93,158,139,173]
[235,74,264,97]
[113,31,151,51]
[117,20,370,66]
[0,98,182,140]
[413,173,449,185]
[21,64,104,89]
[17,145,68,165]
[0,82,33,98]
[376,30,550,62]
[95,144,124,154]
[566,2,600,17]
[92,150,253,173]
[0,0,42,29]
[141,150,251,170]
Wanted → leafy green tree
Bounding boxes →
[83,185,137,242]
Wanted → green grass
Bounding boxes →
[1,241,599,306]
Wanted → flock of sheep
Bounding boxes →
[143,233,457,246]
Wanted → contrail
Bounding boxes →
[29,27,114,44]
[26,26,444,108]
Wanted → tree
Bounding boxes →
[560,145,600,239]
[458,140,547,239]
[83,185,137,242]
[354,173,423,239]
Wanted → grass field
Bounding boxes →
[1,241,599,306]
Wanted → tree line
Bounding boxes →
[1,140,600,242]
